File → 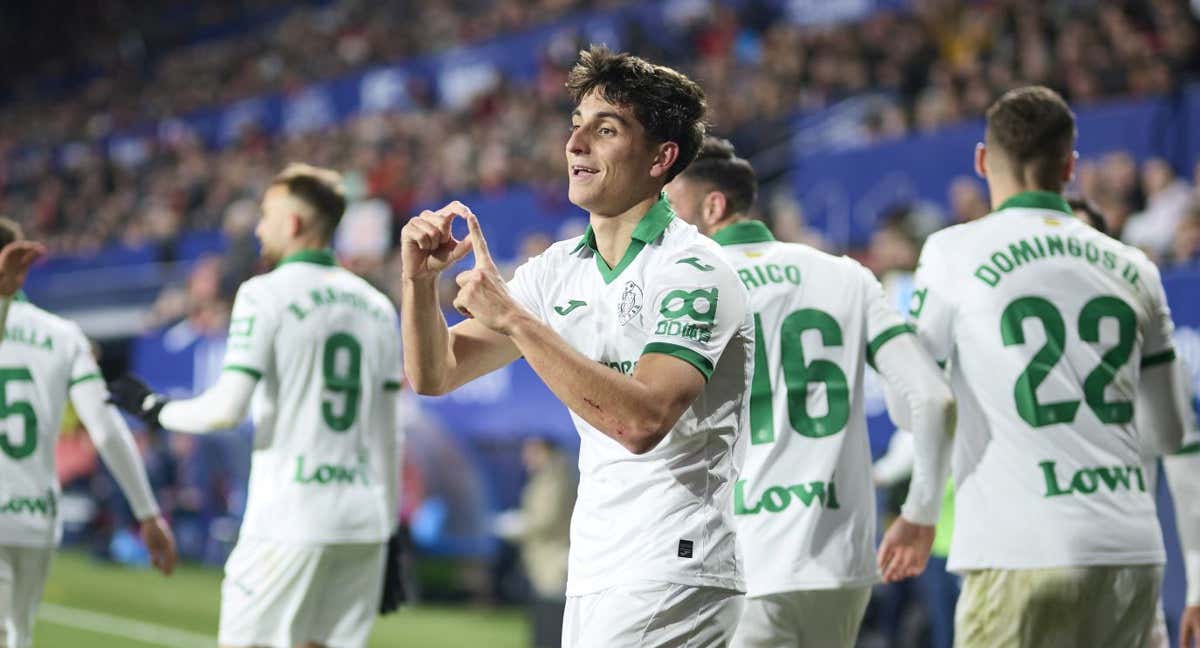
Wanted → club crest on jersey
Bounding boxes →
[618,281,643,326]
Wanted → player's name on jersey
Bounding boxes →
[2,325,54,351]
[0,492,56,516]
[285,287,392,323]
[293,454,371,486]
[735,263,802,293]
[733,479,840,515]
[1038,460,1148,498]
[972,234,1141,290]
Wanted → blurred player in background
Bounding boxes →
[0,218,175,648]
[909,86,1193,647]
[109,165,403,648]
[402,47,752,647]
[666,138,955,647]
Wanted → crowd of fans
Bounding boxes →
[2,0,1199,262]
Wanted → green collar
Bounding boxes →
[12,290,28,303]
[572,193,675,284]
[996,191,1072,215]
[275,248,338,269]
[711,220,775,246]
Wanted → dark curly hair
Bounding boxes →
[566,45,707,183]
[680,137,757,217]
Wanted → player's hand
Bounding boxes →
[400,202,475,280]
[1182,605,1200,648]
[108,374,169,429]
[877,516,936,583]
[452,210,524,334]
[140,515,177,576]
[0,240,45,296]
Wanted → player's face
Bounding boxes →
[256,185,293,263]
[567,91,664,216]
[664,175,704,227]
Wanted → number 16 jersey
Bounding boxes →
[222,249,402,545]
[713,221,911,596]
[912,192,1170,572]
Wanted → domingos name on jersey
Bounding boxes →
[972,233,1142,291]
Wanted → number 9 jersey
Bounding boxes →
[222,250,402,545]
[911,192,1171,572]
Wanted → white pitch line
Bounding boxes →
[37,602,214,648]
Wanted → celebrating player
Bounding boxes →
[909,86,1193,646]
[0,218,175,648]
[401,47,752,647]
[665,138,955,647]
[109,165,403,648]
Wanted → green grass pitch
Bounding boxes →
[33,551,527,647]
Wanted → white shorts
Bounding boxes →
[218,538,386,648]
[732,586,871,648]
[0,545,52,648]
[955,565,1162,648]
[562,582,743,648]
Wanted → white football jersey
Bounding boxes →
[713,220,908,595]
[507,196,753,596]
[223,249,402,545]
[912,191,1171,571]
[0,298,107,547]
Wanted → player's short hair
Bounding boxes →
[271,163,347,242]
[1067,197,1108,235]
[0,217,25,249]
[985,86,1076,191]
[566,45,707,183]
[680,137,758,218]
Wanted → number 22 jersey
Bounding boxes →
[912,192,1170,572]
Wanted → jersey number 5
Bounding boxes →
[0,367,37,460]
[1001,295,1136,427]
[750,310,850,444]
[322,334,362,432]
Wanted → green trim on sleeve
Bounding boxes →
[866,323,917,370]
[642,342,714,381]
[1141,348,1176,368]
[224,365,263,381]
[1175,442,1200,456]
[68,372,102,388]
[384,380,403,391]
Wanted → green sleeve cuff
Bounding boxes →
[642,342,715,381]
[224,365,263,381]
[1141,348,1176,368]
[866,323,917,370]
[1175,442,1200,456]
[68,372,102,388]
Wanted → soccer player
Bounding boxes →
[909,86,1193,646]
[665,138,955,647]
[109,165,402,648]
[0,218,175,648]
[402,47,751,646]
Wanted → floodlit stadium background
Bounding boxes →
[2,0,1199,646]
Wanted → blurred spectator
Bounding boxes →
[1123,157,1193,257]
[948,176,989,223]
[494,438,575,648]
[1167,201,1200,269]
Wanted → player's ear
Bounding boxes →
[703,190,726,227]
[288,212,304,238]
[649,141,679,180]
[975,142,987,179]
[1064,150,1078,184]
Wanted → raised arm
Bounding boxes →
[401,203,521,395]
[448,209,740,454]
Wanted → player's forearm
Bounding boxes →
[508,314,682,454]
[71,380,160,520]
[1137,359,1192,456]
[401,276,455,394]
[1165,452,1200,605]
[876,336,956,525]
[158,370,256,433]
